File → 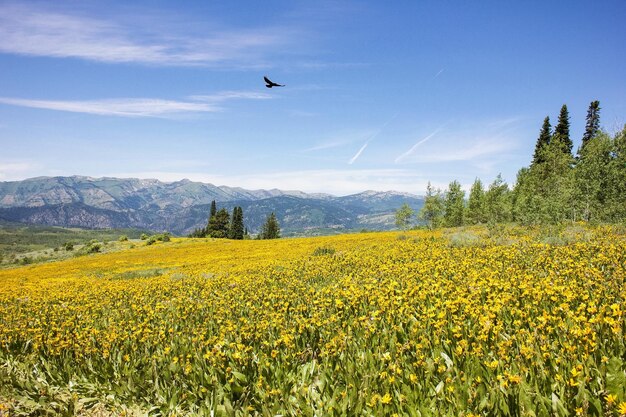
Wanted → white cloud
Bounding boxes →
[405,137,516,163]
[302,128,375,152]
[0,3,294,67]
[0,161,40,181]
[0,91,270,117]
[395,119,521,165]
[111,169,449,196]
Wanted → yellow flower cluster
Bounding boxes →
[0,226,625,415]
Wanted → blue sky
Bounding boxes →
[1,1,624,195]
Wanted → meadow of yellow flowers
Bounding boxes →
[0,226,625,416]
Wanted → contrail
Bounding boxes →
[348,142,369,165]
[394,126,444,163]
[347,112,399,165]
[432,68,445,80]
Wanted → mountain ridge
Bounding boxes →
[0,176,424,235]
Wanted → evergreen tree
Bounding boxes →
[443,180,465,227]
[466,178,485,224]
[229,206,245,240]
[204,200,218,237]
[208,208,230,238]
[210,200,217,218]
[260,212,281,239]
[395,203,415,230]
[553,104,573,155]
[419,182,444,229]
[580,100,601,152]
[532,117,552,165]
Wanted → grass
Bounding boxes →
[0,222,152,268]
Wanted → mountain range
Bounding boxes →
[0,176,424,236]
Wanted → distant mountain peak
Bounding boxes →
[0,176,424,236]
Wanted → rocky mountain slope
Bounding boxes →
[0,176,424,235]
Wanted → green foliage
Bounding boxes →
[573,131,612,221]
[118,235,128,242]
[63,241,74,251]
[484,174,512,224]
[0,224,146,260]
[466,178,486,224]
[210,200,217,218]
[229,206,245,240]
[140,233,148,240]
[513,138,574,224]
[208,208,230,238]
[605,126,626,221]
[146,233,171,246]
[312,246,336,256]
[581,100,601,151]
[446,231,483,247]
[83,240,101,253]
[419,182,444,229]
[554,104,573,155]
[260,212,281,239]
[418,103,625,228]
[394,203,414,230]
[444,180,465,227]
[532,116,552,165]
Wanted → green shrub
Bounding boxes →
[86,242,101,253]
[447,231,483,248]
[312,246,336,256]
[145,233,171,245]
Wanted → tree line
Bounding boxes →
[189,201,281,239]
[405,101,625,228]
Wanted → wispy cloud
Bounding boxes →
[0,3,295,67]
[348,142,369,164]
[346,113,399,165]
[395,118,521,165]
[395,127,443,163]
[302,128,375,153]
[0,91,271,117]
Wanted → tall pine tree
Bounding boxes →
[553,104,573,155]
[260,213,280,239]
[208,208,230,238]
[532,117,552,165]
[229,207,245,240]
[580,100,601,152]
[210,200,217,218]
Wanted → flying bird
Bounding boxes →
[264,76,285,88]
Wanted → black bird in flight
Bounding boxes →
[264,76,285,88]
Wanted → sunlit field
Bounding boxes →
[1,225,625,416]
